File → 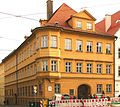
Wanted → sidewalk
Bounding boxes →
[0,105,28,107]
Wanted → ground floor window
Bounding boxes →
[55,84,60,94]
[106,84,112,93]
[97,84,102,93]
[69,89,74,95]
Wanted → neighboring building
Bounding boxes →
[0,63,5,105]
[2,0,115,106]
[96,11,120,97]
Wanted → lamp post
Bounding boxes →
[33,85,37,107]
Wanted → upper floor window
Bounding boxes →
[65,39,72,50]
[51,36,57,48]
[77,21,82,28]
[97,84,102,93]
[106,64,111,74]
[41,36,48,48]
[106,84,112,93]
[97,64,102,74]
[76,40,82,51]
[76,63,82,73]
[106,44,111,54]
[118,66,120,76]
[87,22,92,30]
[97,42,102,53]
[51,60,57,71]
[87,41,92,52]
[118,48,120,58]
[87,63,92,73]
[42,60,48,71]
[66,62,71,72]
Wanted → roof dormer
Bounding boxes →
[67,9,96,32]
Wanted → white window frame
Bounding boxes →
[97,84,102,93]
[106,84,112,93]
[106,64,111,74]
[106,44,111,54]
[66,62,71,72]
[65,39,72,50]
[76,40,82,51]
[76,63,82,73]
[77,21,82,28]
[87,63,92,73]
[42,60,48,71]
[97,64,102,74]
[87,22,92,30]
[51,60,57,71]
[55,84,60,94]
[97,42,102,53]
[41,36,48,48]
[51,36,57,48]
[87,41,92,52]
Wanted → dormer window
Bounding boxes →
[77,21,82,28]
[87,22,92,30]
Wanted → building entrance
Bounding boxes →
[78,84,91,99]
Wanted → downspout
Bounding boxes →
[114,36,118,97]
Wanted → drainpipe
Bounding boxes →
[114,36,118,97]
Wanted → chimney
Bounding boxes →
[47,0,53,20]
[105,14,111,32]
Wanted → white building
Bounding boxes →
[96,11,120,97]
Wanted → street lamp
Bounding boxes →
[33,85,37,107]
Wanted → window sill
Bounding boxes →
[86,51,93,53]
[65,49,72,51]
[106,53,112,55]
[41,47,48,49]
[50,47,57,49]
[96,52,103,54]
[76,50,83,52]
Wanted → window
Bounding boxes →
[118,66,120,76]
[42,36,48,48]
[106,64,111,74]
[51,61,57,71]
[87,41,92,52]
[76,63,82,73]
[97,42,102,53]
[69,89,74,95]
[97,64,102,74]
[87,63,92,73]
[51,36,57,48]
[97,84,102,93]
[77,21,82,28]
[65,62,71,72]
[106,44,111,54]
[106,84,112,93]
[37,63,40,72]
[118,48,120,58]
[87,22,92,30]
[39,84,42,95]
[42,61,48,71]
[65,39,72,50]
[76,40,82,51]
[55,84,60,93]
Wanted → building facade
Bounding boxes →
[2,2,115,106]
[96,11,120,97]
[0,63,5,105]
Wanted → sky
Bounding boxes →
[0,0,120,62]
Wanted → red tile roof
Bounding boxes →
[47,3,77,28]
[96,11,120,35]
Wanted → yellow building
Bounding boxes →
[0,63,5,105]
[2,1,115,106]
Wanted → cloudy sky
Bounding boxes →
[0,0,120,62]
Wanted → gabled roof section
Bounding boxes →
[72,9,96,21]
[96,10,120,35]
[47,3,77,27]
